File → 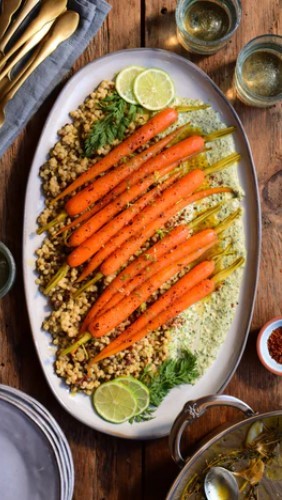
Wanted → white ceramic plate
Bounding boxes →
[23,48,261,439]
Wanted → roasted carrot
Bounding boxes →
[89,257,244,363]
[68,160,185,247]
[65,135,205,217]
[77,186,232,284]
[44,153,239,295]
[80,230,218,331]
[91,280,215,363]
[67,167,183,268]
[51,107,178,204]
[79,203,222,329]
[79,200,238,327]
[91,241,216,331]
[87,258,215,338]
[55,148,183,238]
[61,244,243,358]
[99,152,240,277]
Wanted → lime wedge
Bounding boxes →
[116,65,145,104]
[115,376,150,416]
[93,380,137,423]
[133,68,175,110]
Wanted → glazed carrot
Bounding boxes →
[54,205,101,237]
[61,256,243,358]
[98,154,241,277]
[67,167,183,268]
[65,135,205,217]
[80,230,217,331]
[56,150,182,238]
[86,240,216,332]
[89,257,244,363]
[87,258,215,338]
[91,280,215,363]
[52,107,178,204]
[77,186,232,283]
[68,160,184,247]
[101,182,228,276]
[63,126,189,230]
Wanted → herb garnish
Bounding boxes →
[130,349,198,422]
[84,92,144,158]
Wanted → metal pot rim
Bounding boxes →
[167,408,282,499]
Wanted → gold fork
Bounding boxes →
[0,11,80,128]
[0,0,68,69]
[0,0,22,47]
[0,0,41,55]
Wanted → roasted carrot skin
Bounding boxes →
[77,185,230,282]
[63,126,184,226]
[52,108,178,204]
[65,135,205,217]
[90,272,215,363]
[99,169,204,276]
[99,242,217,315]
[66,168,182,268]
[68,160,183,248]
[80,230,217,331]
[87,253,215,338]
[79,224,191,330]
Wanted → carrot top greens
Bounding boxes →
[84,92,145,157]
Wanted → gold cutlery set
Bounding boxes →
[0,0,80,127]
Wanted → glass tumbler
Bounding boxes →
[235,34,282,107]
[176,0,241,55]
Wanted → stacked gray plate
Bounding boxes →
[0,384,74,500]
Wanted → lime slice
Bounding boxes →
[93,380,137,423]
[133,68,175,110]
[115,376,150,416]
[116,65,145,104]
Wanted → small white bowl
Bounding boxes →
[256,317,282,376]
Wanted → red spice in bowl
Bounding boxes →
[267,327,282,364]
[256,317,282,376]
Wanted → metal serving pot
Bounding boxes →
[167,394,282,499]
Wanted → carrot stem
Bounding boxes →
[37,211,67,235]
[215,208,241,235]
[176,104,211,112]
[44,263,69,295]
[73,272,103,299]
[212,256,245,284]
[204,126,235,142]
[204,152,241,175]
[60,332,92,356]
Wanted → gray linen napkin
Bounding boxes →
[0,0,111,158]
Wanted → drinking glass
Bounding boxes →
[176,0,241,55]
[235,34,282,107]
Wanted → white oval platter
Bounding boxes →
[23,48,261,440]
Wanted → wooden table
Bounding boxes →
[0,1,281,498]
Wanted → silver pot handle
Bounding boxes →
[169,394,255,467]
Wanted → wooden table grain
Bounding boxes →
[0,1,281,499]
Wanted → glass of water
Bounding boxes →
[176,0,241,55]
[235,34,282,107]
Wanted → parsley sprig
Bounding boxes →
[130,349,199,423]
[84,92,144,158]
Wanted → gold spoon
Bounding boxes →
[0,0,23,47]
[0,19,55,82]
[0,0,68,69]
[0,0,41,55]
[0,10,80,128]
